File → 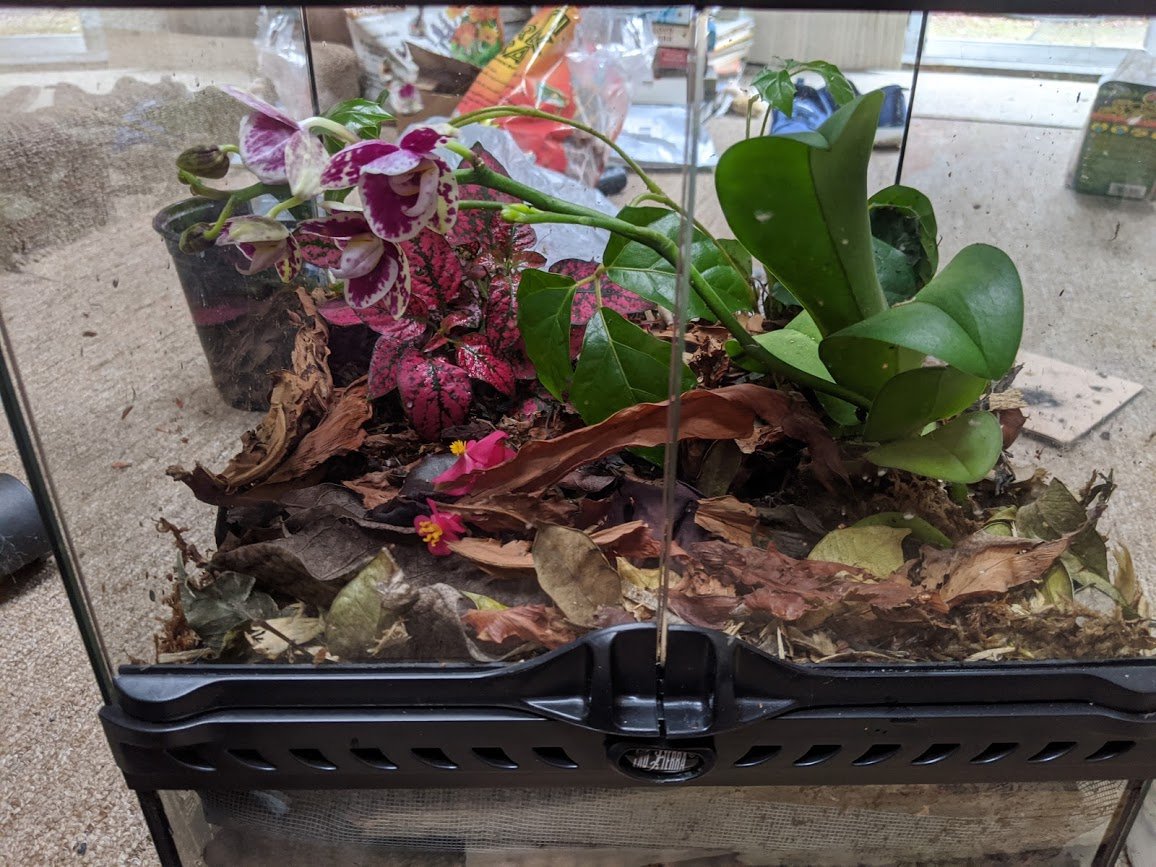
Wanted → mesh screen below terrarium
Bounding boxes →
[197,781,1123,865]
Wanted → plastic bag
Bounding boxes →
[457,7,656,186]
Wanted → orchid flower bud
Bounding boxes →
[176,145,230,179]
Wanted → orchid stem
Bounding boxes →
[301,116,359,144]
[266,195,305,219]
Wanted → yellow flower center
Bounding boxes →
[416,519,443,547]
[450,440,468,456]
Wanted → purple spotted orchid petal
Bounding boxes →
[433,171,459,234]
[217,216,295,278]
[334,236,384,280]
[296,211,372,240]
[360,156,457,242]
[285,130,328,199]
[345,241,410,314]
[321,140,398,190]
[363,148,424,178]
[223,86,298,129]
[399,124,456,154]
[274,239,302,282]
[238,112,295,184]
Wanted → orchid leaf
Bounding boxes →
[823,243,1023,381]
[865,411,1003,484]
[869,184,938,285]
[397,350,472,441]
[872,237,920,305]
[602,206,753,320]
[862,366,988,443]
[516,269,576,401]
[716,91,888,336]
[571,307,694,425]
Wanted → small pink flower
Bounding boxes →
[320,126,458,243]
[224,87,325,196]
[414,499,466,556]
[296,212,410,313]
[216,215,300,282]
[433,431,517,495]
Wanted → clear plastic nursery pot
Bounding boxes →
[2,1,1156,864]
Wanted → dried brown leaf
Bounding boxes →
[920,531,1073,608]
[461,384,843,496]
[532,525,622,627]
[695,496,758,546]
[463,604,582,650]
[265,378,372,484]
[342,470,400,510]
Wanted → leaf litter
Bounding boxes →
[156,281,1152,666]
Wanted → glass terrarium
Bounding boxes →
[2,2,1155,864]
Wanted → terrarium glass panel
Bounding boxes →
[1,6,1154,675]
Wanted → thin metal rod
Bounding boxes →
[137,792,183,867]
[656,7,709,675]
[300,6,321,118]
[0,312,114,700]
[1092,779,1150,867]
[895,10,928,186]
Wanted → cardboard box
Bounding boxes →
[1070,51,1156,200]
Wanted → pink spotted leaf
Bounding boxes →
[401,229,465,317]
[397,350,473,441]
[549,259,653,326]
[456,334,516,396]
[367,320,428,398]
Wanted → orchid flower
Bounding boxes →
[320,126,459,243]
[414,499,466,557]
[296,212,411,312]
[223,86,334,199]
[433,431,517,495]
[215,215,300,282]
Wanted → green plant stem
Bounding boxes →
[203,196,239,241]
[219,144,240,155]
[266,195,306,219]
[179,175,270,203]
[451,105,663,197]
[300,116,360,143]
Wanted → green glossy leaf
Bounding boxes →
[516,269,576,400]
[853,512,953,548]
[324,97,394,141]
[862,366,988,443]
[823,243,1023,381]
[750,67,798,116]
[865,411,1003,483]
[869,184,938,284]
[790,60,856,106]
[603,207,753,320]
[872,236,919,305]
[716,91,888,336]
[570,307,695,425]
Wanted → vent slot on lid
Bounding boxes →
[350,748,397,770]
[227,749,276,770]
[289,748,338,770]
[412,748,458,769]
[472,747,519,769]
[532,747,579,769]
[911,744,959,766]
[166,746,215,772]
[1086,741,1135,763]
[734,746,781,768]
[852,744,901,767]
[1028,742,1077,763]
[793,745,841,767]
[970,743,1018,764]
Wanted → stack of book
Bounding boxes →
[635,11,755,106]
